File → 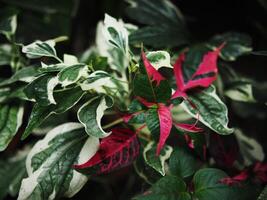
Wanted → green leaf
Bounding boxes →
[169,148,198,178]
[24,74,58,106]
[0,44,12,66]
[96,14,130,72]
[22,40,58,59]
[78,95,113,138]
[58,64,89,87]
[135,176,191,200]
[22,86,85,139]
[127,0,189,48]
[133,74,172,103]
[0,149,28,199]
[0,103,23,151]
[207,32,252,61]
[143,142,173,176]
[145,108,160,136]
[258,185,267,200]
[193,168,233,200]
[181,85,233,135]
[18,123,99,200]
[0,14,17,40]
[0,66,40,86]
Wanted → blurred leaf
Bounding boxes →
[126,0,189,48]
[169,147,198,178]
[207,32,252,61]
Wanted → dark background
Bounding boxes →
[1,0,267,199]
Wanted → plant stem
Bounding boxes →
[102,118,124,129]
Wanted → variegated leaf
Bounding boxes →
[24,74,58,106]
[0,103,24,151]
[143,142,173,176]
[96,14,130,72]
[22,40,58,59]
[146,51,172,69]
[181,85,233,135]
[74,128,139,175]
[78,95,113,138]
[18,123,99,200]
[22,86,85,140]
[58,64,89,87]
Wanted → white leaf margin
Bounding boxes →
[18,123,99,200]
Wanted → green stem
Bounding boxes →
[102,118,124,129]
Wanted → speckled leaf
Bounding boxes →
[143,142,173,176]
[0,103,23,151]
[181,85,233,135]
[18,123,99,200]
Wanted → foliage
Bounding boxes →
[0,0,266,199]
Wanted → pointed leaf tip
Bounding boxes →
[142,51,165,86]
[156,103,172,155]
[172,46,222,99]
[74,128,140,175]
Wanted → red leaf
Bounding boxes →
[142,51,165,86]
[219,170,249,186]
[74,128,140,175]
[136,96,156,108]
[253,162,267,183]
[156,103,172,155]
[174,122,203,133]
[172,45,223,99]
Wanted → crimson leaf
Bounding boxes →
[74,128,140,175]
[157,103,172,155]
[172,45,223,99]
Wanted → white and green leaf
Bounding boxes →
[79,70,113,92]
[0,66,40,87]
[58,64,89,87]
[181,85,234,135]
[22,86,85,140]
[0,103,24,151]
[235,129,264,166]
[18,123,99,200]
[96,14,130,72]
[225,82,256,103]
[78,95,113,138]
[22,40,59,60]
[143,142,173,176]
[146,51,172,69]
[24,74,58,106]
